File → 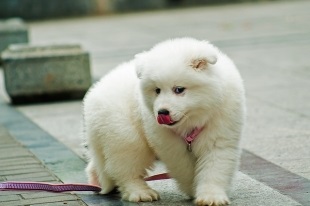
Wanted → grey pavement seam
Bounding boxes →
[241,150,310,205]
[90,32,310,60]
[247,94,310,120]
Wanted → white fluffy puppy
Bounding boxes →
[83,38,246,206]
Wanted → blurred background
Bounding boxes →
[0,0,281,20]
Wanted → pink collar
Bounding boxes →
[183,127,204,152]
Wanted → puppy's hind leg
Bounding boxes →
[104,135,159,202]
[86,150,116,194]
[86,160,100,186]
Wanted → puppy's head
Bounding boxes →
[135,38,223,129]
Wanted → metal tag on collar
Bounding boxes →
[187,141,192,152]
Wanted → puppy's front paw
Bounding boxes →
[195,191,230,206]
[122,188,160,202]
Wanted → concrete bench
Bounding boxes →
[1,44,92,104]
[0,18,28,53]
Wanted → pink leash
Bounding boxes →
[0,173,170,192]
[0,182,101,192]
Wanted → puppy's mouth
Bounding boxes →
[157,114,178,126]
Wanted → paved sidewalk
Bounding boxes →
[0,125,86,206]
[0,0,310,205]
[0,100,123,206]
[1,99,308,206]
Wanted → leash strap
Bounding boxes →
[0,181,101,192]
[0,173,170,192]
[144,173,170,181]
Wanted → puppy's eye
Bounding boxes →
[155,88,161,94]
[173,86,186,94]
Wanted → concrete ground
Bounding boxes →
[1,0,310,205]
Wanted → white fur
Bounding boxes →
[83,38,246,205]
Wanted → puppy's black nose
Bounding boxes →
[158,109,170,115]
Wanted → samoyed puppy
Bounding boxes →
[83,37,245,206]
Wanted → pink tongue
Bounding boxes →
[157,114,173,125]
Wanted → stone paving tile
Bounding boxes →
[0,125,86,206]
[5,172,55,181]
[0,194,21,202]
[0,157,40,167]
[2,195,82,206]
[0,163,42,172]
[30,201,87,206]
[21,192,72,199]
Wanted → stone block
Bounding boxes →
[0,18,28,53]
[1,44,92,104]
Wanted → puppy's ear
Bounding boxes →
[190,55,217,71]
[135,52,147,79]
